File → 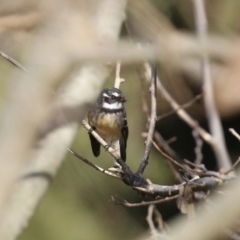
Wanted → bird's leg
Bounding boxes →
[104,141,112,151]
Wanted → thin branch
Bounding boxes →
[143,63,232,174]
[114,61,125,89]
[229,128,240,142]
[139,67,151,119]
[153,131,182,182]
[223,157,240,175]
[139,66,181,181]
[151,139,188,173]
[153,207,169,234]
[113,61,124,157]
[144,63,213,148]
[112,195,179,207]
[183,159,206,171]
[0,50,27,72]
[146,205,158,236]
[68,149,122,180]
[165,170,240,240]
[157,94,202,121]
[193,0,232,172]
[138,64,157,174]
[192,129,203,165]
[81,120,133,178]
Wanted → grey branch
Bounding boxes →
[137,64,157,174]
[193,0,232,172]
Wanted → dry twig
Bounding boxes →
[138,64,157,174]
[192,129,203,165]
[68,149,122,180]
[114,61,125,88]
[193,0,232,173]
[146,205,158,236]
[0,50,27,72]
[229,128,240,142]
[157,94,202,121]
[113,61,125,157]
[81,120,133,177]
[112,195,179,207]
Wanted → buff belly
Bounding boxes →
[90,113,121,141]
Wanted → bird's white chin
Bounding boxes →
[102,102,122,110]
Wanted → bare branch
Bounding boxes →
[139,68,181,180]
[143,63,232,174]
[193,0,232,172]
[151,138,187,173]
[146,205,158,236]
[229,128,240,142]
[165,171,240,240]
[153,132,182,182]
[138,64,157,174]
[223,157,240,175]
[192,130,203,165]
[153,207,169,234]
[114,61,125,88]
[68,149,122,180]
[112,195,178,207]
[113,61,125,157]
[81,120,133,177]
[144,63,214,147]
[157,94,202,121]
[0,50,27,72]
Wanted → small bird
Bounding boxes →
[88,87,128,161]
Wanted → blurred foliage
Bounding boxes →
[0,0,239,239]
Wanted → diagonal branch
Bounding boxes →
[81,120,133,179]
[0,50,27,72]
[144,62,213,146]
[143,63,232,173]
[68,149,122,180]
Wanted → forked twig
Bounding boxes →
[144,63,213,148]
[146,205,158,236]
[68,149,122,179]
[157,94,202,121]
[112,195,179,207]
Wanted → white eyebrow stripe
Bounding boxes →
[112,92,120,97]
[102,102,122,110]
[103,93,110,98]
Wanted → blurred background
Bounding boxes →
[0,0,239,239]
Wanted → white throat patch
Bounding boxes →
[102,101,122,110]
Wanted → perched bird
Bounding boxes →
[88,87,128,161]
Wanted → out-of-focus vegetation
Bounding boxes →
[0,0,239,239]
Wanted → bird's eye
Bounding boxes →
[111,95,115,99]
